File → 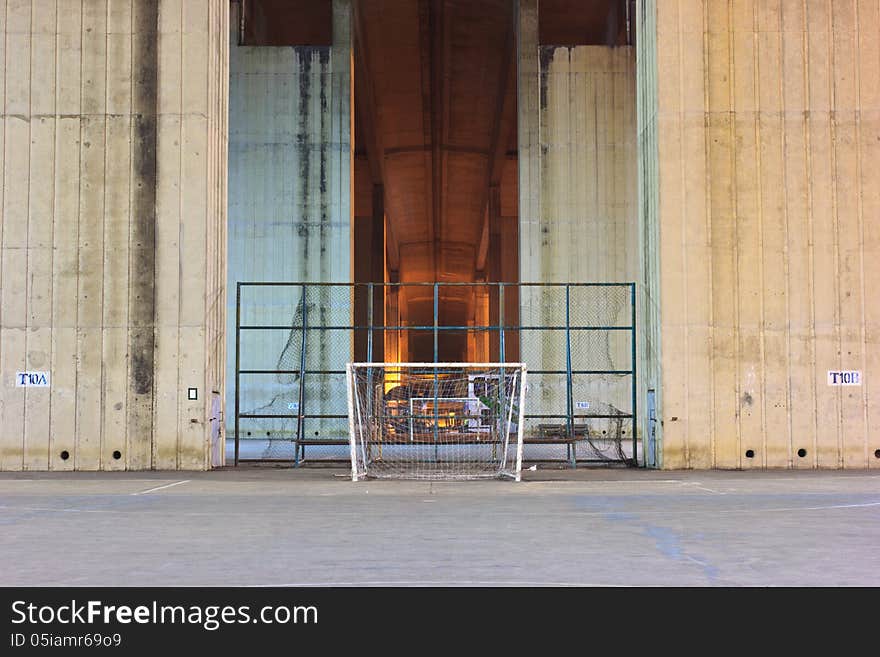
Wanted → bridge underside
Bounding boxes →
[235,0,631,364]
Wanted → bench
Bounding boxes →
[521,424,589,467]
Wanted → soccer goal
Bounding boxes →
[346,363,527,481]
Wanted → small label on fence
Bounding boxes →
[827,371,861,386]
[575,401,590,410]
[15,372,50,387]
[288,402,299,411]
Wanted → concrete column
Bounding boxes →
[354,184,385,361]
[500,215,520,362]
[473,286,490,362]
[518,1,637,437]
[226,0,352,447]
[487,186,501,361]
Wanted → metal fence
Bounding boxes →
[233,282,637,467]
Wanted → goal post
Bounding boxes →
[346,363,527,481]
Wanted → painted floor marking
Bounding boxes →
[131,480,190,496]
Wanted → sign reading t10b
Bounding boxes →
[827,371,861,386]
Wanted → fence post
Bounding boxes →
[234,282,241,467]
[499,283,506,363]
[295,284,308,467]
[366,283,374,452]
[433,283,439,457]
[565,284,575,467]
[367,283,374,363]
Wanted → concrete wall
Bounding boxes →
[652,0,879,469]
[227,1,352,450]
[0,0,228,471]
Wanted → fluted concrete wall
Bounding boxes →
[652,0,879,469]
[0,0,228,471]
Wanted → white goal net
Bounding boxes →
[346,363,527,481]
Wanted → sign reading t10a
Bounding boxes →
[15,371,50,387]
[827,370,861,386]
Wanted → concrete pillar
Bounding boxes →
[0,0,228,471]
[354,184,385,362]
[226,0,352,447]
[518,1,637,437]
[500,215,520,362]
[487,186,501,361]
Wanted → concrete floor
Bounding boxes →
[1,466,878,586]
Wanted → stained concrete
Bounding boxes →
[646,1,880,470]
[0,0,229,471]
[227,0,352,444]
[0,468,878,586]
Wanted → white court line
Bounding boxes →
[682,482,726,495]
[781,501,880,512]
[131,480,190,496]
[520,480,684,486]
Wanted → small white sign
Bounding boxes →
[16,371,50,387]
[827,370,861,386]
[575,401,590,410]
[288,402,299,411]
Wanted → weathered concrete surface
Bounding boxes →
[644,1,880,469]
[522,45,636,286]
[519,1,638,437]
[0,1,228,471]
[0,468,878,586]
[227,0,352,445]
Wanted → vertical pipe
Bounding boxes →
[234,283,241,466]
[631,282,638,466]
[295,284,308,467]
[565,284,575,466]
